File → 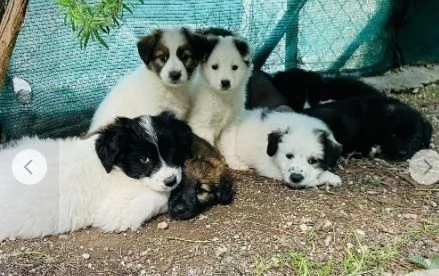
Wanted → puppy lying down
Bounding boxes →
[169,134,235,220]
[302,96,433,160]
[0,112,191,240]
[236,108,343,189]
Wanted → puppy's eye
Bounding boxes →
[286,153,294,159]
[157,55,167,62]
[308,158,318,165]
[232,65,238,71]
[181,53,192,61]
[212,64,218,70]
[140,157,150,164]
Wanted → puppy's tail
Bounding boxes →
[216,172,235,205]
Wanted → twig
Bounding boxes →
[415,188,439,192]
[146,237,217,243]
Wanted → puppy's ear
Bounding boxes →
[137,29,163,65]
[267,130,283,157]
[95,117,132,173]
[182,28,214,62]
[315,129,342,167]
[422,118,433,148]
[233,38,252,62]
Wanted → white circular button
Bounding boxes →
[409,149,439,185]
[12,149,47,185]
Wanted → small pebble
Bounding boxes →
[157,221,169,230]
[82,253,90,259]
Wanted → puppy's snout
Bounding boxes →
[172,203,187,215]
[164,175,177,187]
[221,79,230,90]
[289,173,304,184]
[169,71,182,81]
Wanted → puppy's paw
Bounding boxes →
[226,158,249,171]
[318,171,341,187]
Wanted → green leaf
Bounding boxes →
[92,30,109,49]
[409,255,428,268]
[430,255,439,269]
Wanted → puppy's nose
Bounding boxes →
[221,79,230,89]
[173,203,187,215]
[164,175,177,187]
[169,71,182,81]
[289,173,304,184]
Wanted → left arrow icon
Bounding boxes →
[24,160,33,175]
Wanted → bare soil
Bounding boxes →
[1,87,438,276]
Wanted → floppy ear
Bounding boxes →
[266,131,283,157]
[233,38,252,62]
[422,118,433,148]
[137,29,162,65]
[316,129,342,168]
[95,118,132,173]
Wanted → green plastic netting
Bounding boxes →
[0,0,436,140]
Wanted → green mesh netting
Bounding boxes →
[0,0,434,140]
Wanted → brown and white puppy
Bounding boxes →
[88,27,209,132]
[168,134,235,220]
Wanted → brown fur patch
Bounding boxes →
[137,29,163,66]
[147,41,169,74]
[183,134,228,204]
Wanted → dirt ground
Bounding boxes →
[1,86,438,276]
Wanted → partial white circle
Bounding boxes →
[12,149,47,185]
[409,149,439,185]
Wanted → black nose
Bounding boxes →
[164,175,177,187]
[289,173,304,183]
[169,71,181,81]
[173,203,187,215]
[221,79,230,89]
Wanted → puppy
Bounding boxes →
[269,68,383,111]
[0,112,192,240]
[245,70,287,110]
[88,27,208,132]
[236,108,342,189]
[168,134,235,220]
[187,30,253,170]
[302,96,433,160]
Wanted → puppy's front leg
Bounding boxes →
[94,187,169,233]
[318,170,342,187]
[218,124,249,171]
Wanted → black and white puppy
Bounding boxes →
[0,112,192,240]
[269,68,383,111]
[236,108,342,189]
[89,27,209,132]
[302,96,433,160]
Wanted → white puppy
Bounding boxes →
[0,112,192,240]
[187,30,252,170]
[236,108,343,188]
[88,27,208,132]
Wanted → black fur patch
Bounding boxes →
[137,29,163,67]
[314,129,342,169]
[267,130,284,157]
[233,38,251,64]
[195,27,236,37]
[303,96,432,160]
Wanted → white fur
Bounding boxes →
[187,36,252,170]
[0,134,176,240]
[236,108,342,188]
[88,28,191,132]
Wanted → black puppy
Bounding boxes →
[271,68,383,111]
[302,96,433,160]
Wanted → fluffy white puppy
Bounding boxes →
[236,108,343,188]
[88,27,208,132]
[187,30,252,170]
[0,112,192,240]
